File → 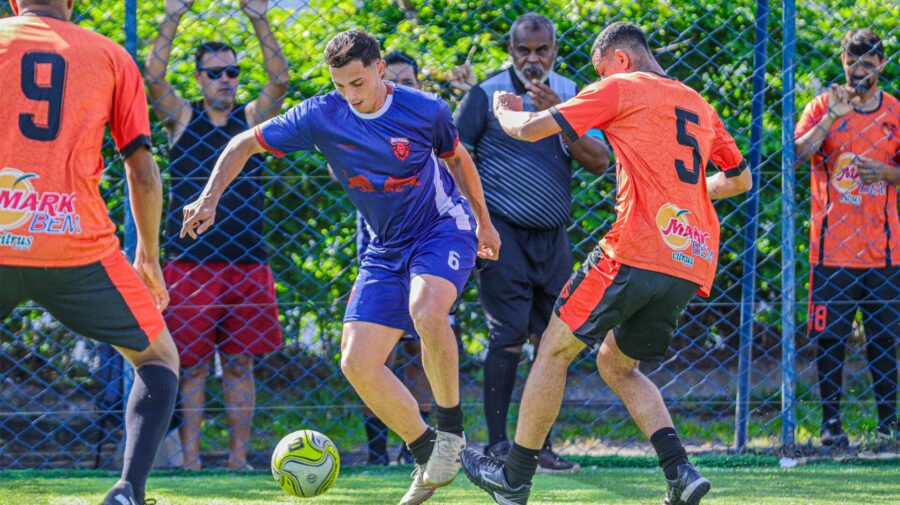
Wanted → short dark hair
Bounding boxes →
[195,41,237,68]
[508,13,556,45]
[842,29,885,59]
[324,29,382,68]
[384,51,419,77]
[591,21,651,59]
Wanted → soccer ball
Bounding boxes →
[271,429,341,498]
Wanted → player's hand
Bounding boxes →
[164,0,194,18]
[180,195,218,240]
[240,0,269,20]
[857,156,894,184]
[476,220,501,261]
[448,46,478,92]
[826,84,859,118]
[525,80,561,111]
[493,91,523,116]
[134,257,170,311]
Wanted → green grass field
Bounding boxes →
[1,460,898,505]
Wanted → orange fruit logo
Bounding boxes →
[0,168,38,231]
[831,152,860,194]
[656,203,692,250]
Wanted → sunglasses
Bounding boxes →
[199,66,240,80]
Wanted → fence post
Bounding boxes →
[780,0,798,448]
[734,0,769,454]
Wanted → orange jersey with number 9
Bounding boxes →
[0,15,152,267]
[551,72,746,296]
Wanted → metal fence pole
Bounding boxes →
[780,0,798,448]
[734,0,769,454]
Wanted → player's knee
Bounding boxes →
[184,362,211,381]
[222,354,254,377]
[596,350,634,384]
[340,353,371,386]
[409,307,448,337]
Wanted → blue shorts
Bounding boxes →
[345,219,477,337]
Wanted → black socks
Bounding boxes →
[408,426,437,466]
[650,427,688,480]
[503,443,540,488]
[435,403,464,437]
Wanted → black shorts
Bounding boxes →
[807,265,899,340]
[475,215,573,349]
[554,247,698,361]
[0,251,166,351]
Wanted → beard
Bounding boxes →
[514,63,550,84]
[848,74,876,95]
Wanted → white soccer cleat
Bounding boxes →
[422,430,465,487]
[399,465,437,505]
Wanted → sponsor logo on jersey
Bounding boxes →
[390,137,411,161]
[656,203,713,267]
[831,152,861,195]
[0,168,81,250]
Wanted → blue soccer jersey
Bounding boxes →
[255,83,474,247]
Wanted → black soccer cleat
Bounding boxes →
[461,447,531,505]
[101,481,138,505]
[821,419,849,448]
[664,463,710,505]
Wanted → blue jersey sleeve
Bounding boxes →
[254,101,315,158]
[433,97,459,158]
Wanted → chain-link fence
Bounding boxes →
[0,0,896,470]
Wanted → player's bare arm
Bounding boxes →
[525,81,611,175]
[145,0,193,139]
[124,146,169,311]
[242,0,290,125]
[442,143,501,260]
[181,129,264,239]
[794,84,860,164]
[492,90,562,142]
[707,166,752,200]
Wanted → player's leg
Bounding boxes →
[397,338,433,464]
[461,247,624,504]
[530,226,579,473]
[406,223,477,489]
[362,346,399,465]
[595,267,703,505]
[861,267,899,438]
[163,260,220,469]
[19,252,179,504]
[219,262,284,470]
[473,216,531,455]
[809,266,859,446]
[341,321,424,439]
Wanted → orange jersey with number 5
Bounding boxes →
[0,15,151,267]
[550,72,746,296]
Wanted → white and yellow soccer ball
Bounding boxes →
[271,429,340,498]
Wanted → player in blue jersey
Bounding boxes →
[181,30,500,504]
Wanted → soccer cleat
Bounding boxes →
[399,466,436,505]
[485,440,512,460]
[461,447,531,505]
[101,481,138,505]
[664,463,710,505]
[422,430,465,487]
[821,419,849,448]
[536,447,580,474]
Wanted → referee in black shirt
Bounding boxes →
[453,13,610,472]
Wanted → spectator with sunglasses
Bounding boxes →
[144,0,289,470]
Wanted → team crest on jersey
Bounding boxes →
[882,121,896,140]
[655,203,713,267]
[390,137,411,161]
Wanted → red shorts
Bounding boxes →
[163,260,283,367]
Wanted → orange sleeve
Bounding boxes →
[710,112,746,177]
[795,93,828,139]
[549,79,620,143]
[109,48,152,158]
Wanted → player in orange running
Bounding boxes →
[461,22,752,505]
[0,2,178,504]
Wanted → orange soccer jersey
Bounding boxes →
[551,72,745,296]
[0,15,152,267]
[795,91,899,268]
